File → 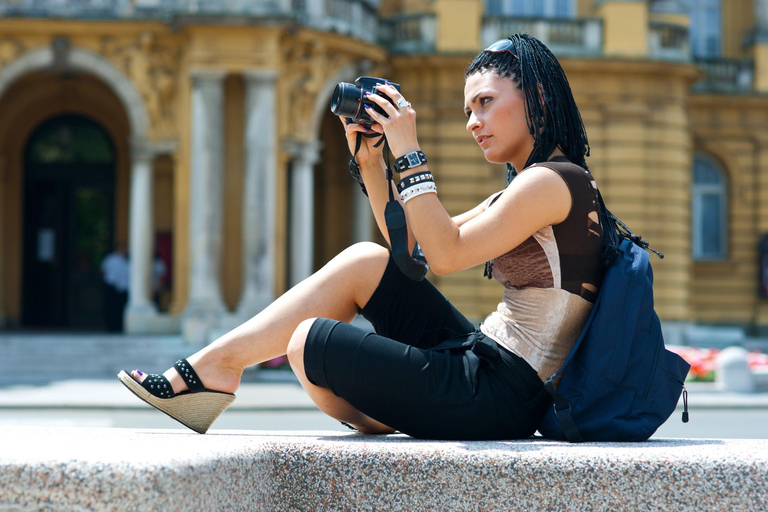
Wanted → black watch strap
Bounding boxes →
[394,151,427,172]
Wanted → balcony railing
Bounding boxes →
[380,13,436,54]
[0,0,380,43]
[648,22,690,62]
[293,0,379,44]
[692,58,754,94]
[482,17,603,58]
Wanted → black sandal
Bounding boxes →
[117,358,235,434]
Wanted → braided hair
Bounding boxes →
[466,34,659,270]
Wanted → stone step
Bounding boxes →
[0,334,196,386]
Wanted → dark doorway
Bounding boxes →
[22,115,116,330]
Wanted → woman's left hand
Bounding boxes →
[363,84,422,158]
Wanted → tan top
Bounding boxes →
[479,158,604,382]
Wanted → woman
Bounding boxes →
[119,34,629,440]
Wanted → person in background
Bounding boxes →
[152,250,167,311]
[101,241,129,332]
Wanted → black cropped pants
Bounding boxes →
[303,254,549,440]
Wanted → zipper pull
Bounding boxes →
[681,386,689,423]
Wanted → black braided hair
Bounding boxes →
[465,33,660,271]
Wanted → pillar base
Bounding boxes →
[124,304,179,334]
[234,296,272,324]
[181,300,226,345]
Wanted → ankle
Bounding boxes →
[185,352,243,394]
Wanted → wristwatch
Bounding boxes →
[394,150,428,172]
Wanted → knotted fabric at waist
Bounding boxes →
[479,287,593,382]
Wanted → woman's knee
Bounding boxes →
[335,242,390,269]
[286,317,318,368]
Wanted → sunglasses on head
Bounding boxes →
[484,38,517,57]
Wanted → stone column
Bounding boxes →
[598,0,648,58]
[0,155,6,328]
[235,70,279,319]
[352,186,374,243]
[124,143,157,333]
[182,69,227,344]
[287,141,321,287]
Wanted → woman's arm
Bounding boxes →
[452,192,502,227]
[359,85,571,275]
[339,118,418,252]
[401,166,571,274]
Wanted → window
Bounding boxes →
[485,0,575,18]
[684,0,721,58]
[691,154,727,260]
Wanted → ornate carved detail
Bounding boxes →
[51,36,71,71]
[282,40,354,142]
[0,37,25,71]
[101,31,180,139]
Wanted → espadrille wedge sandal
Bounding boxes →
[117,358,235,434]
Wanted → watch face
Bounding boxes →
[407,153,421,167]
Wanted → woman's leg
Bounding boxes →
[131,242,391,399]
[287,318,396,434]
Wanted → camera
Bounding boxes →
[330,76,401,125]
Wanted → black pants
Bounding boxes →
[303,254,549,440]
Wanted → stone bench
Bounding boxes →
[2,426,766,511]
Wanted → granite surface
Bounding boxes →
[1,426,767,511]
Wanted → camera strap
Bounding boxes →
[352,132,428,281]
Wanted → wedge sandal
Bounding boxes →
[117,358,235,434]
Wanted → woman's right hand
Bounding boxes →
[339,117,386,170]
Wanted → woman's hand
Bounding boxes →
[361,84,421,158]
[338,116,385,168]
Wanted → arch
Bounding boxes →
[306,64,378,269]
[0,46,148,140]
[694,139,738,184]
[309,63,368,141]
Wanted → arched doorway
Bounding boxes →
[22,114,116,330]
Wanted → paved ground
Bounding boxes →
[1,375,767,439]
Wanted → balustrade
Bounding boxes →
[693,58,754,93]
[482,16,603,57]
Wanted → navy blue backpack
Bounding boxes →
[537,239,691,442]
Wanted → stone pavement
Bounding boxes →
[0,375,310,410]
[2,376,768,439]
[3,378,768,411]
[3,331,768,438]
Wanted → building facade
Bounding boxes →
[0,0,767,344]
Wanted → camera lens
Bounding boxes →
[331,82,363,119]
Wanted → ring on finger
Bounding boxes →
[396,98,411,109]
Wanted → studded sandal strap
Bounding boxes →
[173,358,205,392]
[140,373,175,399]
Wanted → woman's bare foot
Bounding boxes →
[130,352,243,396]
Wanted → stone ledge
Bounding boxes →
[1,426,767,511]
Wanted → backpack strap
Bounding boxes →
[544,378,585,443]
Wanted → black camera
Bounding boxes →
[330,76,401,125]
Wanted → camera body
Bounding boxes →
[330,76,401,125]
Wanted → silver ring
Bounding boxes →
[396,98,411,109]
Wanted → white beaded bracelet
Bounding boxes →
[401,182,437,204]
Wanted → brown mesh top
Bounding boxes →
[479,157,606,382]
[484,156,604,302]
